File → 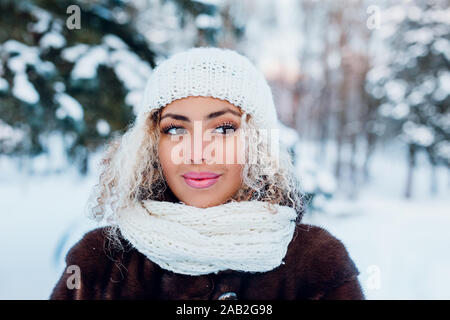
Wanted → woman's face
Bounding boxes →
[158,96,245,208]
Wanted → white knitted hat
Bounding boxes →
[137,47,279,129]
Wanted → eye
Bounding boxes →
[213,122,238,135]
[161,124,187,135]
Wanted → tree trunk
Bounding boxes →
[430,161,438,195]
[363,132,375,182]
[405,144,416,198]
[349,132,358,198]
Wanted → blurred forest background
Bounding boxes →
[0,0,449,299]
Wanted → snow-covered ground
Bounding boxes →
[0,142,449,299]
[301,142,450,300]
[0,153,102,300]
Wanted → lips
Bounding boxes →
[182,171,222,189]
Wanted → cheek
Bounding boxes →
[225,164,243,190]
[213,132,244,164]
[229,132,245,164]
[158,139,175,174]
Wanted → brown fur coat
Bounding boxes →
[49,223,365,300]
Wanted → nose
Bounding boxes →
[190,121,208,164]
[190,138,205,164]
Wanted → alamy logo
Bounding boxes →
[166,121,281,166]
[366,5,381,30]
[66,265,81,290]
[66,5,81,30]
[366,264,381,290]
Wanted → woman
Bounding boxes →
[50,47,365,300]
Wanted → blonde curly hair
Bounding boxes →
[85,107,305,251]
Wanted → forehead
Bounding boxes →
[161,96,242,116]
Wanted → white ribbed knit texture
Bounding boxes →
[116,199,298,276]
[137,47,279,129]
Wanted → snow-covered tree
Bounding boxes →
[0,0,247,174]
[0,0,157,174]
[367,0,450,196]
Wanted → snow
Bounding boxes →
[278,121,298,148]
[369,85,385,100]
[302,145,450,299]
[433,88,449,101]
[384,79,408,103]
[432,38,450,60]
[113,63,144,90]
[305,192,450,299]
[0,77,9,92]
[0,120,25,152]
[407,5,422,22]
[391,102,410,120]
[147,29,172,44]
[64,40,151,103]
[192,0,223,6]
[5,41,40,74]
[437,114,450,132]
[0,137,449,300]
[404,27,434,45]
[195,14,221,29]
[408,43,428,58]
[0,160,100,299]
[327,51,341,70]
[379,102,393,117]
[3,40,32,55]
[96,119,110,136]
[111,9,130,25]
[383,5,407,24]
[316,172,337,195]
[426,8,450,24]
[102,34,128,50]
[53,81,65,93]
[420,77,436,95]
[61,44,90,63]
[35,60,56,75]
[28,7,52,33]
[108,48,152,111]
[39,31,66,49]
[54,93,84,121]
[109,49,152,87]
[367,66,390,83]
[71,46,109,80]
[1,0,449,300]
[3,39,55,76]
[433,90,448,102]
[12,73,39,104]
[436,140,450,162]
[59,39,152,113]
[437,70,450,94]
[407,90,425,105]
[435,141,450,161]
[402,121,435,147]
[126,90,143,112]
[295,156,337,197]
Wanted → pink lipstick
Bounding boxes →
[182,171,222,189]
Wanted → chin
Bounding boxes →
[181,197,222,208]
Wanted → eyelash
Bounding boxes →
[161,121,238,135]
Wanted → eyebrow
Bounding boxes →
[160,108,242,122]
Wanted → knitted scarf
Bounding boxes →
[116,199,298,276]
